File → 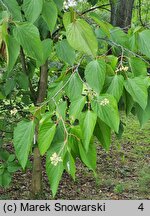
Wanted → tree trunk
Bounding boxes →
[110,0,135,29]
[31,61,48,195]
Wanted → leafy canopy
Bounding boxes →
[0,0,150,196]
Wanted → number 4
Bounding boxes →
[138,203,144,211]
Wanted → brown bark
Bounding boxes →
[108,0,135,55]
[110,0,135,29]
[31,147,42,194]
[37,61,48,104]
[31,61,48,195]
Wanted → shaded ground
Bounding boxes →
[0,114,150,200]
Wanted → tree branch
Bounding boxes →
[81,4,111,15]
[36,60,48,104]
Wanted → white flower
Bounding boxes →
[116,66,129,73]
[50,152,62,166]
[100,98,109,106]
[120,66,128,71]
[10,108,18,115]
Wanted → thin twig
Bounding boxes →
[40,56,85,108]
[81,4,110,15]
[99,38,150,66]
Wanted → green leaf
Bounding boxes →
[38,123,56,156]
[5,35,20,74]
[107,75,124,102]
[90,12,112,38]
[91,94,120,132]
[66,19,98,57]
[0,165,4,175]
[7,162,20,173]
[39,112,53,125]
[129,34,138,52]
[13,23,43,63]
[106,55,118,70]
[0,171,11,188]
[52,121,66,144]
[116,121,124,139]
[138,30,150,58]
[2,0,22,21]
[13,120,35,169]
[110,27,129,47]
[54,0,64,10]
[64,151,76,180]
[7,154,15,162]
[69,96,86,121]
[47,81,63,100]
[124,77,148,110]
[35,16,49,39]
[1,21,7,39]
[129,57,147,77]
[0,91,5,100]
[55,39,76,65]
[136,91,150,126]
[4,78,16,96]
[79,110,97,152]
[63,12,72,29]
[85,59,106,94]
[65,73,83,101]
[79,141,97,171]
[89,0,98,6]
[94,118,111,151]
[42,0,58,32]
[106,64,115,76]
[17,73,29,90]
[41,38,53,64]
[56,101,67,120]
[46,141,66,197]
[68,125,81,157]
[123,90,134,116]
[23,0,43,23]
[0,150,10,161]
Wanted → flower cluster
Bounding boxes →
[10,108,18,115]
[115,66,129,73]
[63,0,87,10]
[50,152,62,166]
[100,98,110,106]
